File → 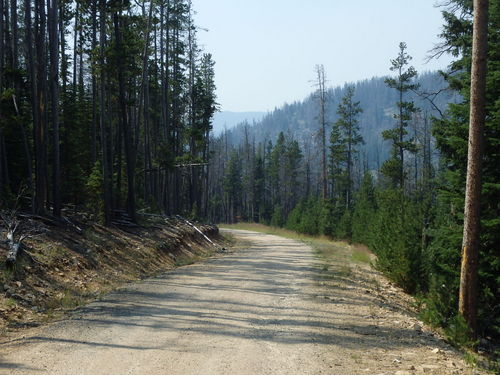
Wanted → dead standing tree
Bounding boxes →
[314,64,328,200]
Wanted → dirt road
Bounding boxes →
[0,230,484,374]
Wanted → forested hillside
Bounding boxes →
[211,111,266,135]
[208,0,499,345]
[223,71,460,169]
[0,0,217,223]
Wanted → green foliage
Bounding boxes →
[85,161,104,222]
[352,173,376,244]
[285,197,321,236]
[335,209,352,240]
[370,190,425,293]
[285,200,303,231]
[429,0,500,339]
[270,204,284,227]
[253,153,266,222]
[444,314,477,348]
[319,199,337,237]
[223,151,243,222]
[334,86,364,209]
[0,0,218,220]
[329,123,347,199]
[381,42,419,188]
[209,0,499,347]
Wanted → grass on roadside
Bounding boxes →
[219,223,374,280]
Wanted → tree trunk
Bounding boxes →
[5,227,22,266]
[10,0,18,70]
[48,0,60,217]
[459,0,489,337]
[91,0,97,165]
[399,66,404,190]
[0,0,4,93]
[113,12,137,223]
[27,0,48,215]
[315,65,328,200]
[99,0,112,224]
[72,1,78,94]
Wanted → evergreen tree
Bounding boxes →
[431,0,499,338]
[335,86,364,210]
[0,0,217,221]
[223,151,242,223]
[352,173,376,244]
[283,139,302,216]
[252,152,265,222]
[381,42,419,189]
[329,121,346,202]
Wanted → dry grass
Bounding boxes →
[219,223,375,278]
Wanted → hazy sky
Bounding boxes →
[192,0,453,112]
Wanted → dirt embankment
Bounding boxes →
[0,214,221,336]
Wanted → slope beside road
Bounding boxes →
[0,229,486,374]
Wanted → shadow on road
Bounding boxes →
[19,232,420,351]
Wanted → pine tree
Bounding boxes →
[223,151,242,223]
[381,42,419,190]
[352,172,376,245]
[431,0,499,338]
[314,64,328,199]
[0,0,217,223]
[458,0,489,336]
[283,138,302,216]
[334,86,364,210]
[329,121,346,202]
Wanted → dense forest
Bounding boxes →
[0,0,497,349]
[0,0,217,224]
[209,1,498,343]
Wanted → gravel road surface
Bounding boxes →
[0,230,484,374]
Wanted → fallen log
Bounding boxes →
[2,212,46,267]
[5,222,24,267]
[176,215,218,249]
[6,242,22,267]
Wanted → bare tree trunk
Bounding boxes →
[10,0,18,68]
[113,12,136,223]
[91,0,97,165]
[72,1,78,93]
[48,0,60,217]
[398,64,405,190]
[459,0,489,337]
[27,0,48,215]
[99,0,112,224]
[140,0,153,206]
[0,0,6,195]
[0,0,4,93]
[347,124,352,210]
[3,0,12,77]
[315,65,328,200]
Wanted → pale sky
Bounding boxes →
[192,0,453,112]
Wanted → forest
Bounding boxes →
[0,0,498,349]
[0,0,217,225]
[208,1,499,344]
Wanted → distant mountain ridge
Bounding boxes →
[211,111,266,135]
[219,71,460,169]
